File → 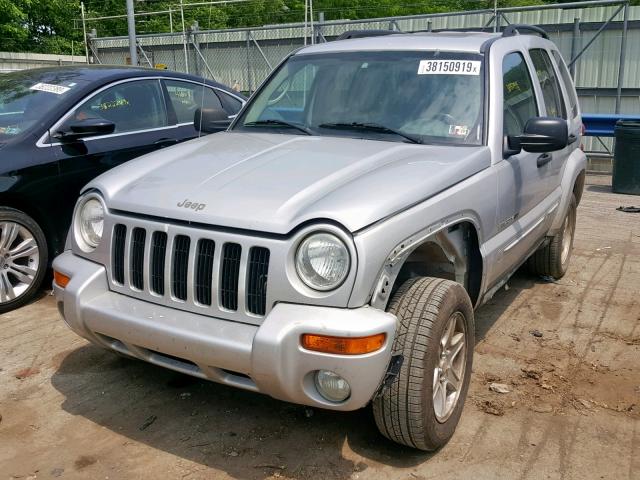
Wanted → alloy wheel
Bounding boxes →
[0,221,40,304]
[432,311,467,423]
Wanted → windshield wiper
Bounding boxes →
[244,119,313,135]
[318,122,422,144]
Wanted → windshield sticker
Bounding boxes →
[418,60,481,75]
[448,125,470,137]
[0,126,21,135]
[30,82,71,95]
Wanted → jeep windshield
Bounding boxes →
[234,50,484,145]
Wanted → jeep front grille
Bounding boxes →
[220,243,241,311]
[112,224,127,285]
[194,239,215,306]
[150,232,167,296]
[247,247,270,316]
[110,223,270,317]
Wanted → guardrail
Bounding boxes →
[581,113,640,172]
[582,113,640,136]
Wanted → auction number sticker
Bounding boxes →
[418,60,481,75]
[30,82,71,95]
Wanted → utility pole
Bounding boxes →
[126,0,138,66]
[81,2,89,64]
[310,0,314,45]
[304,0,308,45]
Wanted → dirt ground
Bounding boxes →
[1,174,639,480]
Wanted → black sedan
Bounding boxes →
[0,66,246,312]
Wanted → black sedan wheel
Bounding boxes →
[0,208,48,314]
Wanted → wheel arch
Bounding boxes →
[370,221,484,310]
[0,192,64,262]
[573,169,586,205]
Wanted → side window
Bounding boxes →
[551,50,579,118]
[502,52,539,136]
[62,79,167,134]
[217,91,243,115]
[164,80,223,124]
[529,49,567,119]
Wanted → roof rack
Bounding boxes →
[333,24,549,42]
[502,24,549,39]
[335,30,401,41]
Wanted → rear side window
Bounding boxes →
[529,49,567,119]
[62,79,168,134]
[218,91,243,115]
[551,50,579,118]
[502,52,538,136]
[164,80,224,124]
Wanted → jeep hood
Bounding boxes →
[88,132,491,234]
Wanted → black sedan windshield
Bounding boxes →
[0,72,77,140]
[234,50,484,145]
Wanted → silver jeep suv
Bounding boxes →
[54,26,586,451]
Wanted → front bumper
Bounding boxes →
[53,251,396,411]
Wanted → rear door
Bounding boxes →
[528,47,572,193]
[162,79,245,141]
[550,48,582,160]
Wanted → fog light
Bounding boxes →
[315,370,351,402]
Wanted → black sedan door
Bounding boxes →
[162,79,245,141]
[50,78,179,209]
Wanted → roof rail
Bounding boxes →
[502,24,549,39]
[335,30,401,41]
[410,27,494,34]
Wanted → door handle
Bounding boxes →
[537,153,552,168]
[154,138,179,147]
[567,133,578,145]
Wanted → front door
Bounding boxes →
[492,50,557,283]
[50,79,176,223]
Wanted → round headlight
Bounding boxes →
[76,196,104,251]
[295,232,350,291]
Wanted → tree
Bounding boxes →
[0,0,82,54]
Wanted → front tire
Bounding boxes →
[528,193,577,279]
[373,277,474,451]
[0,208,48,314]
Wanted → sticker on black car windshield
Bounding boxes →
[0,126,21,135]
[30,82,71,95]
[418,60,481,75]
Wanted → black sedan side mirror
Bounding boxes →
[195,108,231,133]
[505,117,568,157]
[55,118,116,142]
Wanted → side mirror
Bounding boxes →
[194,108,231,133]
[54,118,116,142]
[505,117,568,157]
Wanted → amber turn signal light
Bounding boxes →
[53,271,70,288]
[301,333,386,355]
